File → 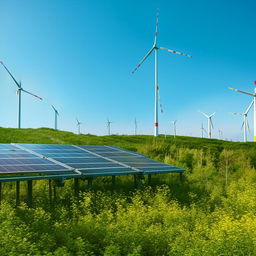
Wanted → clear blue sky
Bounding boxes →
[0,0,255,140]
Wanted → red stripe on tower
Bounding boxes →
[154,122,158,127]
[254,80,256,85]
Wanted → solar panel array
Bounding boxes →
[0,144,184,180]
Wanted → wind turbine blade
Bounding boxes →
[198,110,209,118]
[51,105,57,112]
[22,89,42,100]
[132,46,155,74]
[210,118,214,129]
[159,47,192,58]
[228,87,254,96]
[209,112,216,118]
[154,10,159,45]
[246,119,250,134]
[241,121,244,130]
[245,100,254,115]
[0,61,21,88]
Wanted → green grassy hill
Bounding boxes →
[1,127,256,255]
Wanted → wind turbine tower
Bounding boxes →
[172,120,177,138]
[134,118,138,135]
[76,119,82,134]
[230,100,253,142]
[229,81,256,141]
[132,11,191,137]
[107,119,112,135]
[200,123,207,138]
[51,105,59,130]
[198,111,216,138]
[0,61,42,128]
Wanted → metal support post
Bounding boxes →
[27,180,32,207]
[16,181,20,207]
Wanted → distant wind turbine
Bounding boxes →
[172,120,177,138]
[134,118,138,135]
[230,100,253,142]
[0,61,42,128]
[76,118,82,134]
[229,81,256,141]
[107,119,112,135]
[218,129,223,140]
[51,105,59,130]
[200,123,207,138]
[198,111,216,138]
[131,11,192,137]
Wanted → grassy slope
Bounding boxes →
[0,127,255,152]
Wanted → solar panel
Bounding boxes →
[17,144,142,176]
[78,145,184,175]
[0,144,77,175]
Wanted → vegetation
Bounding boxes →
[0,127,256,255]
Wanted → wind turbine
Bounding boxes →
[134,118,138,135]
[172,120,177,138]
[51,105,59,130]
[229,81,256,141]
[76,118,82,134]
[198,111,215,138]
[218,129,223,140]
[131,11,191,137]
[200,123,207,138]
[230,100,253,142]
[0,61,42,128]
[107,119,112,135]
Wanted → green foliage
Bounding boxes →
[1,128,256,255]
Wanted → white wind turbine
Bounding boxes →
[230,100,253,142]
[107,119,112,135]
[76,118,82,134]
[172,120,177,138]
[218,129,223,140]
[132,11,191,137]
[134,118,138,135]
[51,105,59,130]
[198,111,216,138]
[229,81,256,141]
[200,123,207,138]
[0,61,42,128]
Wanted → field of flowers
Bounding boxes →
[0,128,256,255]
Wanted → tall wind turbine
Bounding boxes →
[134,118,138,135]
[132,11,191,137]
[229,81,256,141]
[51,105,59,130]
[76,118,82,134]
[230,100,253,142]
[107,119,112,135]
[172,120,177,138]
[198,111,215,138]
[0,61,42,128]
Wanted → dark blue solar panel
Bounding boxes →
[18,144,76,150]
[0,165,68,173]
[17,144,184,177]
[67,163,123,169]
[0,144,78,175]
